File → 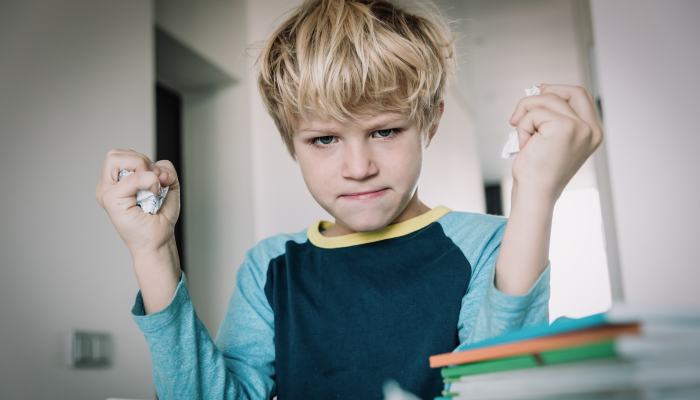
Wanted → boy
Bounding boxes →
[95,0,602,398]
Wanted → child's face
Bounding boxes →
[294,112,424,232]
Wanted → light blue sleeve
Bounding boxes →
[131,231,307,400]
[438,212,550,350]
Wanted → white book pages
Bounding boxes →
[607,304,700,325]
[447,359,700,400]
[641,324,700,338]
[617,336,700,360]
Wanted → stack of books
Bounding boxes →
[429,306,700,400]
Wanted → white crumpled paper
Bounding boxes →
[118,170,168,214]
[501,86,541,159]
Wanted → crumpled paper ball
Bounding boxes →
[118,170,168,214]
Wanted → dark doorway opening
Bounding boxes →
[484,184,503,216]
[156,84,185,272]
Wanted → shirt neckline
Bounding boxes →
[307,206,452,249]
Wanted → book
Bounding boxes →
[430,322,639,368]
[441,340,618,379]
[431,307,700,400]
[433,306,700,370]
[442,359,700,399]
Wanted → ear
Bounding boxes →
[425,101,444,148]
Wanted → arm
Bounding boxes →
[132,254,276,399]
[97,150,277,398]
[495,83,603,295]
[458,237,550,347]
[439,213,550,348]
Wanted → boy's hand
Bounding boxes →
[509,83,603,200]
[95,149,180,255]
[95,149,182,314]
[495,84,603,296]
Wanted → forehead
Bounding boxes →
[296,112,410,134]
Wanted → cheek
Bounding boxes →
[297,151,338,200]
[380,135,423,188]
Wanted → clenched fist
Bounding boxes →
[509,83,604,200]
[95,148,182,314]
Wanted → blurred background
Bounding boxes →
[0,0,698,398]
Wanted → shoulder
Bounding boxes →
[247,229,309,263]
[436,211,507,261]
[238,228,310,285]
[437,211,507,238]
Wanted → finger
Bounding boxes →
[100,149,154,186]
[153,160,179,188]
[538,84,599,127]
[515,107,570,149]
[152,160,180,223]
[111,170,162,200]
[510,93,579,126]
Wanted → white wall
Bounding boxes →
[420,91,485,213]
[0,1,155,399]
[154,0,255,336]
[590,0,700,307]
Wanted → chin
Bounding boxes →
[334,204,399,232]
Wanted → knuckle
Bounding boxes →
[145,170,160,185]
[138,156,151,168]
[542,93,561,103]
[100,190,113,207]
[593,129,604,145]
[156,159,178,176]
[574,86,588,97]
[106,148,121,158]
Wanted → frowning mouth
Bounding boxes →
[340,188,388,200]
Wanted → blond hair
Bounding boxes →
[257,0,455,158]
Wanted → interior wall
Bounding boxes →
[420,91,486,213]
[590,0,700,307]
[0,1,156,399]
[154,0,254,336]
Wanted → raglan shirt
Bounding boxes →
[131,207,550,400]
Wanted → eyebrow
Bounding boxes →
[298,116,408,135]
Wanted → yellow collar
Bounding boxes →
[307,206,452,249]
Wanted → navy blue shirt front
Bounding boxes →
[265,216,472,399]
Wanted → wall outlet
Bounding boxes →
[68,331,113,368]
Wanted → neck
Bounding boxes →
[323,192,430,237]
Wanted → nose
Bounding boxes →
[341,142,379,181]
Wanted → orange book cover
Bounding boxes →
[430,323,640,368]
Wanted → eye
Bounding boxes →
[372,129,395,138]
[313,136,336,146]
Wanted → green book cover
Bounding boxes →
[541,340,616,364]
[441,354,538,378]
[441,340,616,380]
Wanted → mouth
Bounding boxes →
[340,188,388,200]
